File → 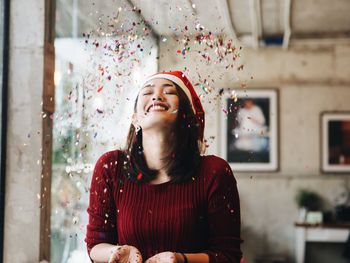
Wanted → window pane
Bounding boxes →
[51,1,157,262]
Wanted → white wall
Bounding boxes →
[159,39,350,262]
[3,0,44,261]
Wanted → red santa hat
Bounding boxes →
[141,71,205,142]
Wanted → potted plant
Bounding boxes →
[295,189,323,223]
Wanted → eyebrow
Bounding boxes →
[142,83,176,89]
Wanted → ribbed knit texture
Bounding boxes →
[85,150,242,262]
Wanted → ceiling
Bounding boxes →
[56,0,350,48]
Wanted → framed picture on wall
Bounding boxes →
[220,89,278,171]
[321,112,350,173]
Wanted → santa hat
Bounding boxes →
[141,71,205,142]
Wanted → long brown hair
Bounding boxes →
[121,83,203,184]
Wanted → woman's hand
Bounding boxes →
[145,251,181,263]
[108,245,143,263]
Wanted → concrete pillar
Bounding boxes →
[4,0,45,261]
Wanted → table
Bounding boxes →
[295,223,350,263]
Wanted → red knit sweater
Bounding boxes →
[85,150,242,262]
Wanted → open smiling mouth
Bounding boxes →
[146,103,169,112]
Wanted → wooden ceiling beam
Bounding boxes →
[127,0,159,39]
[282,0,292,50]
[186,0,197,15]
[249,0,262,49]
[216,0,239,43]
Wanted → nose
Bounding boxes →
[152,96,163,101]
[151,90,164,101]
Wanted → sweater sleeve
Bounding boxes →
[85,151,119,256]
[202,157,243,263]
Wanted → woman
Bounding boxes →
[85,71,242,263]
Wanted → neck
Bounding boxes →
[141,129,174,176]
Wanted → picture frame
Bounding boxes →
[220,89,278,172]
[321,112,350,173]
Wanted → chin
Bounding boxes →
[141,118,177,130]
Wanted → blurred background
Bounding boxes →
[1,0,350,262]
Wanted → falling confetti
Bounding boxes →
[49,2,250,252]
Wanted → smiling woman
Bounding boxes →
[124,76,202,185]
[85,71,242,263]
[136,79,180,133]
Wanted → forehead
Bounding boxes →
[142,78,175,88]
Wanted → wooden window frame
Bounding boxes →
[0,0,10,260]
[40,0,56,261]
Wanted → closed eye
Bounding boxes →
[163,88,178,95]
[164,91,177,95]
[141,89,153,95]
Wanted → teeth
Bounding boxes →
[149,105,167,111]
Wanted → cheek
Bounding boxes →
[172,97,180,109]
[135,104,142,113]
[135,98,145,113]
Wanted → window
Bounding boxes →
[51,1,157,261]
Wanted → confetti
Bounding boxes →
[50,3,248,247]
